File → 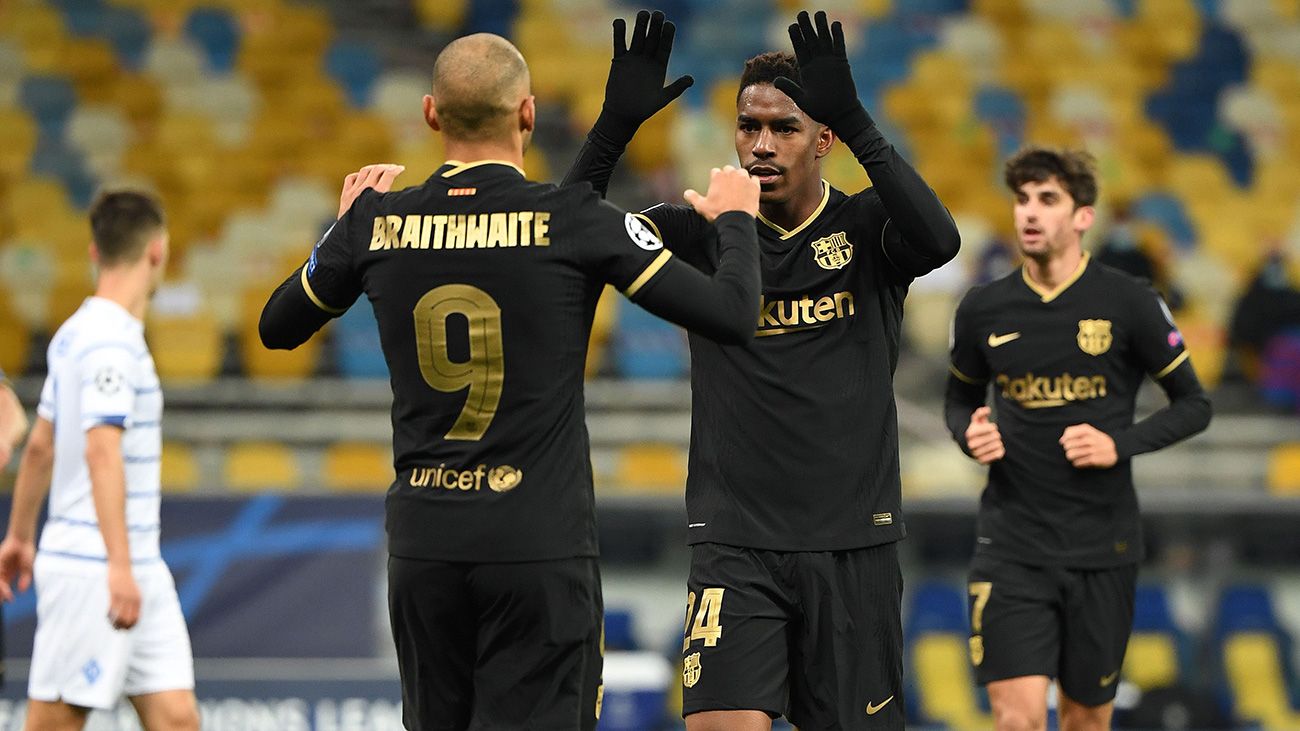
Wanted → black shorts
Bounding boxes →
[681,542,904,730]
[967,553,1138,707]
[387,555,603,731]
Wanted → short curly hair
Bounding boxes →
[1004,147,1098,208]
[737,51,800,103]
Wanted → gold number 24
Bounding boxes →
[413,284,505,441]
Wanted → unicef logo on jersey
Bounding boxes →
[624,213,663,251]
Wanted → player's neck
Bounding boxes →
[759,179,825,233]
[1024,245,1086,291]
[94,267,150,322]
[442,140,525,172]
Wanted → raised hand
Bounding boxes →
[597,9,695,143]
[339,164,405,218]
[773,10,869,132]
[965,406,1005,465]
[684,166,761,222]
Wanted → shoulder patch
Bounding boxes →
[625,212,663,251]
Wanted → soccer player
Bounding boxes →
[0,192,199,730]
[565,10,960,730]
[0,368,27,469]
[945,148,1212,731]
[258,33,763,731]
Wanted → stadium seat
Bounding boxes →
[161,441,200,493]
[332,297,388,379]
[0,295,31,376]
[324,41,383,108]
[20,75,78,136]
[148,311,224,383]
[1266,443,1300,493]
[238,289,320,379]
[321,442,391,492]
[223,441,300,492]
[612,297,689,379]
[416,0,468,31]
[98,6,152,69]
[614,444,686,491]
[183,7,240,72]
[604,608,639,652]
[1123,586,1184,690]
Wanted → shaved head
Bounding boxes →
[431,33,531,141]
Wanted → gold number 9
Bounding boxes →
[413,284,505,441]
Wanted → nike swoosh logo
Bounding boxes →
[866,696,894,715]
[1099,671,1119,687]
[988,332,1021,347]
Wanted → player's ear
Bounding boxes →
[519,95,536,134]
[88,241,101,268]
[148,231,169,270]
[815,124,834,159]
[423,95,441,132]
[1073,204,1095,234]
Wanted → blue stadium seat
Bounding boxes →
[1131,192,1198,250]
[1217,584,1280,635]
[1146,24,1248,152]
[895,0,970,16]
[612,304,688,379]
[604,608,638,652]
[1133,584,1176,632]
[184,7,241,73]
[29,135,98,209]
[906,580,968,636]
[332,296,389,379]
[462,0,518,37]
[975,86,1026,157]
[325,41,383,108]
[19,76,78,137]
[99,6,151,69]
[58,0,107,37]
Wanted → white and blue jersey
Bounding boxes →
[36,297,163,566]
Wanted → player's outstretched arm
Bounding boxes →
[261,164,403,349]
[562,9,693,196]
[777,10,959,277]
[628,166,761,344]
[0,416,52,603]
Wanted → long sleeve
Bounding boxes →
[836,113,960,277]
[1110,363,1212,460]
[944,376,987,456]
[561,127,628,198]
[259,265,335,350]
[629,211,760,344]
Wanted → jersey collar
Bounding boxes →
[84,296,144,330]
[439,159,526,178]
[1021,251,1090,303]
[756,180,830,240]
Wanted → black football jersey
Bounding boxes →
[949,254,1195,567]
[302,161,693,562]
[641,182,914,551]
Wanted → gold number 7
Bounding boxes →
[413,284,505,441]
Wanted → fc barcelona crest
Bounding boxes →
[683,652,702,688]
[811,231,853,270]
[1077,319,1113,355]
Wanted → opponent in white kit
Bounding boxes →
[0,191,199,731]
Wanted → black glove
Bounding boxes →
[774,10,874,137]
[593,9,695,146]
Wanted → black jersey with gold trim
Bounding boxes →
[949,254,1199,567]
[640,182,911,551]
[300,161,682,563]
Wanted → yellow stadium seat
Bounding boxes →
[1267,443,1300,494]
[148,311,224,383]
[224,441,300,491]
[161,441,200,493]
[913,634,994,730]
[615,444,686,491]
[0,296,30,376]
[1123,632,1180,689]
[416,0,467,31]
[0,110,39,182]
[586,287,620,377]
[1223,632,1300,729]
[322,442,392,492]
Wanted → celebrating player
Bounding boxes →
[566,10,960,730]
[945,147,1212,731]
[0,192,199,730]
[259,32,762,731]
